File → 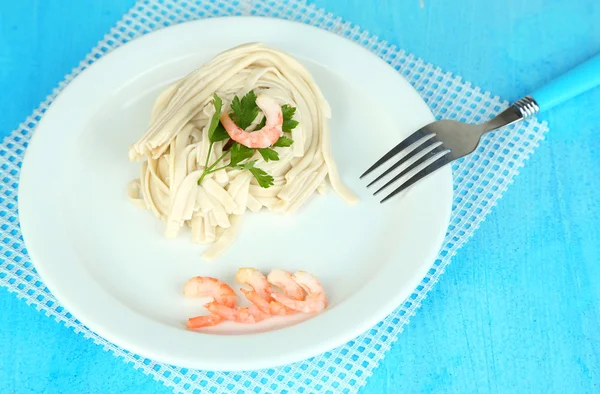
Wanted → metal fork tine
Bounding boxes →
[366,135,437,188]
[380,153,453,203]
[360,129,433,179]
[373,143,448,195]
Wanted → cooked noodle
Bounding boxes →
[128,43,358,260]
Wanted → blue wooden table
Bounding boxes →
[1,1,599,393]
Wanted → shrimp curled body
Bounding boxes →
[184,276,237,329]
[206,302,269,324]
[220,95,283,148]
[237,267,300,315]
[267,269,305,301]
[270,271,327,313]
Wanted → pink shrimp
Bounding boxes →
[183,276,237,307]
[270,271,327,313]
[186,314,224,329]
[205,302,269,324]
[267,299,291,316]
[235,268,284,315]
[240,289,295,316]
[183,276,237,329]
[237,268,300,315]
[236,268,273,301]
[267,269,306,301]
[220,95,283,148]
[235,267,275,314]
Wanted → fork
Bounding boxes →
[361,53,600,203]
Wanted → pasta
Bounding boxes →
[128,43,358,260]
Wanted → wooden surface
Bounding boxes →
[1,0,599,392]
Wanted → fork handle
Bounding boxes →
[530,53,600,111]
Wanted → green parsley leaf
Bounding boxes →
[258,148,279,162]
[207,94,224,143]
[281,104,296,118]
[231,159,274,188]
[283,118,299,132]
[249,167,274,188]
[232,160,258,171]
[281,104,299,132]
[273,136,294,147]
[211,122,230,142]
[231,90,259,129]
[229,142,255,167]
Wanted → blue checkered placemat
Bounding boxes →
[0,0,548,393]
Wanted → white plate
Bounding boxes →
[19,17,452,371]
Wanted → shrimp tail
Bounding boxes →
[187,314,224,329]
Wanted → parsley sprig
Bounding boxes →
[197,91,298,188]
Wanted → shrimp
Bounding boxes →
[267,269,306,301]
[237,268,299,315]
[236,268,282,314]
[184,276,237,329]
[270,271,327,313]
[240,288,295,316]
[220,95,283,149]
[236,268,273,301]
[183,276,237,307]
[186,314,224,329]
[205,302,269,324]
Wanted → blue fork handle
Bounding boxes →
[530,53,600,112]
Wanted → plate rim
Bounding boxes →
[18,16,453,371]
